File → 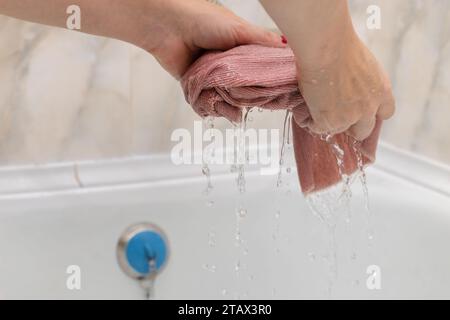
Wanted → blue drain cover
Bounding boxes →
[126,231,167,275]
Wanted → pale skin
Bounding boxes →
[0,0,394,140]
[261,0,395,140]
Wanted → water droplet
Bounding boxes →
[203,264,216,273]
[286,167,292,174]
[275,210,281,219]
[235,232,242,244]
[201,163,213,196]
[235,261,241,272]
[311,79,318,85]
[206,200,214,207]
[308,253,316,261]
[222,289,228,296]
[208,232,216,247]
[258,108,264,113]
[329,81,334,86]
[351,252,357,261]
[237,207,247,218]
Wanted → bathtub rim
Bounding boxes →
[0,142,448,198]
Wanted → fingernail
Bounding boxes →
[281,35,288,44]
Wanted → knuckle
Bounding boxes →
[231,23,249,41]
[315,110,352,134]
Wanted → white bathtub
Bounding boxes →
[0,143,449,300]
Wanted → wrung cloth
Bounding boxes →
[181,45,382,194]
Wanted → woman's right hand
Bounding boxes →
[260,0,395,141]
[295,34,395,141]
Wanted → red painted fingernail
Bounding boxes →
[281,35,288,44]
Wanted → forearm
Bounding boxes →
[260,0,358,68]
[0,0,163,47]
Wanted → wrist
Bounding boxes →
[297,28,361,70]
[291,0,358,71]
[296,21,359,71]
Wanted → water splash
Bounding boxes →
[232,108,253,292]
[306,194,342,296]
[202,264,217,273]
[277,110,293,188]
[322,134,353,213]
[305,134,353,298]
[202,117,215,197]
[352,140,370,210]
[202,117,218,281]
[201,165,213,195]
[208,231,216,247]
[235,207,245,247]
[237,207,247,218]
[233,109,251,248]
[352,140,374,246]
[235,108,252,194]
[305,132,377,297]
[272,210,281,253]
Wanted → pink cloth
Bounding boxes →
[181,45,382,194]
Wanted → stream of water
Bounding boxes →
[199,107,374,298]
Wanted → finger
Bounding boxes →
[234,22,286,48]
[307,109,357,135]
[347,117,377,141]
[309,120,353,136]
[291,106,310,127]
[377,92,396,120]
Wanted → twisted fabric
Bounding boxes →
[181,45,382,194]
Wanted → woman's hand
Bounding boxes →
[135,0,284,78]
[260,0,395,141]
[297,34,395,140]
[0,0,283,79]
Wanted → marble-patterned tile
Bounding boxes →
[349,0,450,164]
[61,39,132,161]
